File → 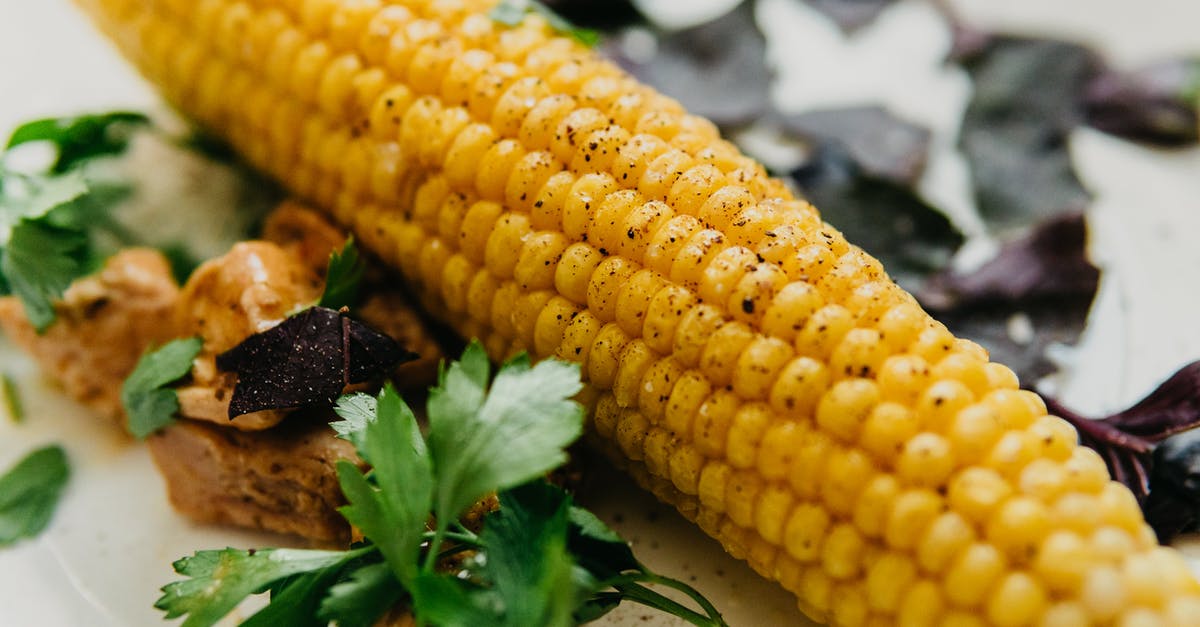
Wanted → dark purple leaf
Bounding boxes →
[934,301,1091,384]
[919,212,1099,310]
[944,19,993,64]
[1156,427,1200,498]
[782,105,932,186]
[1140,482,1198,541]
[919,213,1099,382]
[802,0,896,33]
[216,307,417,418]
[1084,57,1200,147]
[957,36,1100,231]
[603,2,769,128]
[541,0,641,30]
[1042,361,1200,541]
[790,144,963,293]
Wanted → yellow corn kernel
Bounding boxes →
[727,403,773,469]
[915,511,976,575]
[854,475,901,540]
[944,543,1008,608]
[785,502,832,563]
[815,378,879,443]
[885,489,943,551]
[896,433,955,488]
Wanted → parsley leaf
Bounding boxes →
[475,482,588,627]
[318,237,365,310]
[5,112,149,173]
[330,391,377,455]
[317,561,404,627]
[155,547,366,627]
[0,172,88,232]
[121,337,203,439]
[239,566,343,627]
[0,445,70,546]
[427,348,584,524]
[337,383,433,585]
[566,504,640,578]
[410,572,503,627]
[2,216,90,331]
[489,0,600,47]
[158,343,726,626]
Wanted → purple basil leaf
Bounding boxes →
[781,105,932,186]
[802,0,896,34]
[1083,57,1200,147]
[346,318,419,384]
[919,212,1099,310]
[1154,429,1200,504]
[1043,395,1155,501]
[216,307,414,418]
[1041,360,1200,541]
[944,19,993,65]
[541,0,641,30]
[957,36,1100,231]
[936,301,1091,384]
[790,144,963,293]
[1140,482,1198,541]
[1100,361,1200,442]
[604,2,769,128]
[917,212,1099,382]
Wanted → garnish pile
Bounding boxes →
[157,343,727,627]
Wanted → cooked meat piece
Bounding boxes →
[0,248,179,425]
[146,411,358,543]
[358,291,444,391]
[177,240,323,355]
[175,241,323,430]
[261,200,350,277]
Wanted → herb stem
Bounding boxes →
[624,571,727,624]
[422,529,481,548]
[422,520,449,573]
[608,580,724,627]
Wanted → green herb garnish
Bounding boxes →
[0,113,148,331]
[0,444,71,547]
[318,237,365,310]
[5,112,148,173]
[1,372,23,423]
[121,337,203,439]
[489,0,601,47]
[157,342,726,626]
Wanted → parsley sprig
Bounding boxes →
[318,237,365,310]
[0,112,148,331]
[0,445,71,547]
[122,337,204,439]
[158,343,727,626]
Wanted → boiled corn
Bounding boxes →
[73,0,1200,624]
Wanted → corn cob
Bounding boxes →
[74,0,1200,624]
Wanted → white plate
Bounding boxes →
[2,1,1200,626]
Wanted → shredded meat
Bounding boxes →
[261,199,351,278]
[1,202,446,542]
[174,241,323,430]
[0,248,179,425]
[146,410,359,543]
